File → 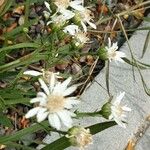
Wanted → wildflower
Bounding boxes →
[75,8,96,32]
[105,38,126,63]
[66,126,93,150]
[47,13,73,28]
[54,0,84,13]
[109,92,131,128]
[23,69,60,84]
[73,31,90,47]
[25,76,80,130]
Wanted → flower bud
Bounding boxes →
[101,102,111,119]
[98,47,108,61]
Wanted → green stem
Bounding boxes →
[75,111,102,118]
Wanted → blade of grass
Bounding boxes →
[141,30,150,58]
[0,43,39,53]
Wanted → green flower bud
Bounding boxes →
[98,47,108,60]
[101,102,111,119]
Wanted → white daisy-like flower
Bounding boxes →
[66,126,93,150]
[23,69,61,84]
[109,92,131,128]
[105,38,126,63]
[25,76,80,130]
[75,8,96,32]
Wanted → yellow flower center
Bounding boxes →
[46,94,66,113]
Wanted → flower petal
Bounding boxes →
[48,113,61,130]
[37,108,48,122]
[70,1,84,11]
[25,107,40,118]
[114,92,125,105]
[122,106,131,112]
[87,20,97,29]
[23,70,42,76]
[30,97,43,103]
[63,86,77,96]
[49,73,55,92]
[81,21,87,32]
[57,110,73,128]
[39,78,50,95]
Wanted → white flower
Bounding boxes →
[73,31,90,47]
[25,76,80,130]
[109,92,131,128]
[75,8,96,32]
[47,13,73,26]
[105,38,126,63]
[23,69,61,84]
[66,126,93,150]
[54,0,84,13]
[63,24,79,35]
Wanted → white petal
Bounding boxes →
[70,1,84,11]
[49,73,55,92]
[63,25,79,35]
[39,78,50,95]
[48,113,61,130]
[87,21,97,29]
[122,106,131,112]
[63,86,77,96]
[37,92,47,99]
[116,51,126,58]
[109,114,114,120]
[60,77,72,91]
[108,38,111,48]
[57,110,73,128]
[25,107,40,118]
[61,9,75,20]
[37,108,48,122]
[114,92,125,105]
[44,1,52,12]
[23,70,42,76]
[81,21,87,32]
[30,97,43,103]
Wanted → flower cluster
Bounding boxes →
[44,0,96,47]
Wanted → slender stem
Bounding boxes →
[75,111,102,118]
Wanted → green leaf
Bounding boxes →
[0,113,12,127]
[42,121,116,150]
[0,121,49,144]
[0,43,39,53]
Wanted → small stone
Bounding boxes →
[56,62,69,71]
[18,15,25,25]
[71,63,82,75]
